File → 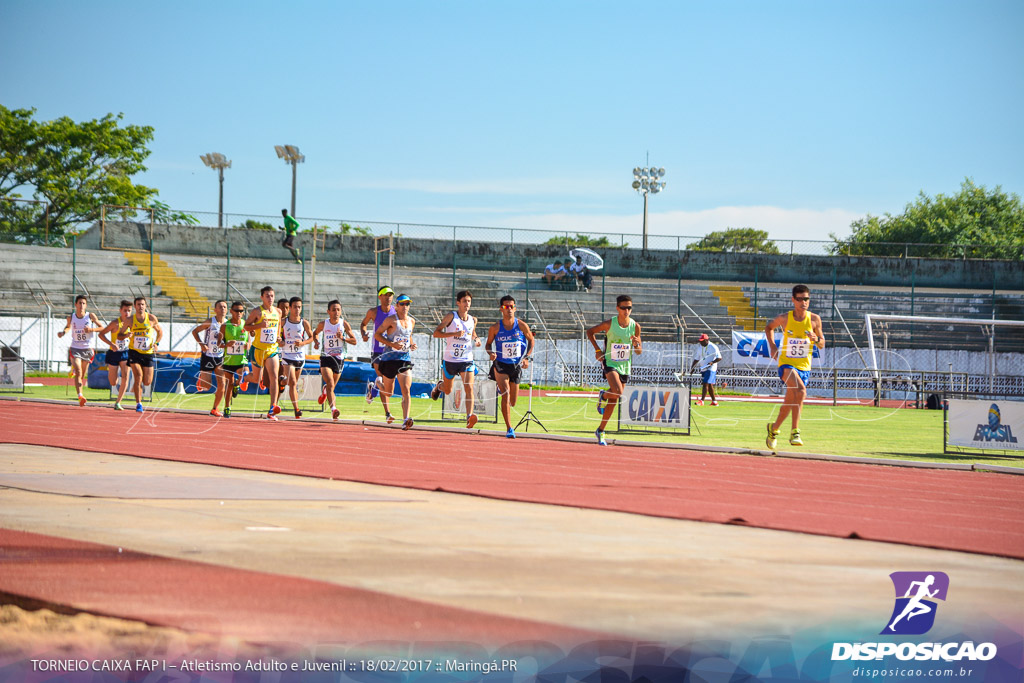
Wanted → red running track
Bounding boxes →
[3,400,1023,559]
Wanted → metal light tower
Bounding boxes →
[632,165,666,251]
[275,145,305,217]
[200,153,231,227]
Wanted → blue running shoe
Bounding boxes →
[135,403,144,413]
[595,429,607,446]
[596,390,606,415]
[506,427,516,439]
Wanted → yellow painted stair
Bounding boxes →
[709,285,764,332]
[124,252,213,320]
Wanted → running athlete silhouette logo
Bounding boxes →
[882,571,949,635]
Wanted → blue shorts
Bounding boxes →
[779,365,811,386]
[701,369,716,385]
[105,349,129,366]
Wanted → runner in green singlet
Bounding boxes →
[586,294,643,446]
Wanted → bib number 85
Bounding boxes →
[786,339,810,358]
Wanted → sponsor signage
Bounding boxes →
[618,386,690,428]
[948,399,1023,451]
[0,360,24,391]
[442,377,497,418]
[732,330,821,366]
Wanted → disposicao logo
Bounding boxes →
[975,403,1018,444]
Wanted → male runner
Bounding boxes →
[311,299,358,421]
[485,295,535,438]
[359,286,395,417]
[429,290,482,429]
[191,301,228,416]
[127,296,163,413]
[240,285,283,420]
[57,294,103,407]
[280,209,301,263]
[216,301,251,418]
[97,299,133,410]
[764,284,825,452]
[688,333,722,406]
[276,298,290,392]
[586,294,642,446]
[280,296,315,419]
[373,294,418,430]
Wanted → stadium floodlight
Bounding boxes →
[200,152,232,228]
[276,144,305,216]
[632,161,667,251]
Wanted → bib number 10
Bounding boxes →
[609,343,630,361]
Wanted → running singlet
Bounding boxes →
[370,305,396,357]
[69,313,94,349]
[281,318,306,361]
[222,322,248,365]
[442,311,475,362]
[204,317,225,358]
[130,313,155,354]
[604,317,636,376]
[494,318,526,364]
[377,316,412,362]
[113,318,131,352]
[251,307,281,351]
[321,318,346,357]
[778,311,815,372]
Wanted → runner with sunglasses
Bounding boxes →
[373,294,418,430]
[586,294,642,446]
[484,295,535,438]
[764,284,825,452]
[216,302,251,418]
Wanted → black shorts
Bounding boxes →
[282,358,305,369]
[105,350,129,366]
[378,359,413,379]
[222,364,244,376]
[443,360,475,378]
[320,355,344,374]
[128,350,154,368]
[603,365,629,384]
[200,354,224,372]
[283,234,295,247]
[489,360,521,384]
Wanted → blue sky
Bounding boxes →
[2,0,1022,242]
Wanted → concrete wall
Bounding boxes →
[82,221,1024,290]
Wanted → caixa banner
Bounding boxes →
[732,330,821,366]
[947,399,1023,451]
[618,386,690,429]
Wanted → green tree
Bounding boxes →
[830,179,1024,258]
[544,233,619,248]
[340,222,373,236]
[0,106,158,244]
[233,219,276,231]
[149,200,199,226]
[687,227,781,254]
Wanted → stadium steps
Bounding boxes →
[708,284,764,331]
[123,253,214,320]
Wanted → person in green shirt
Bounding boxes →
[280,208,301,263]
[216,301,252,418]
[586,294,643,446]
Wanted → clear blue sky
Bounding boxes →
[2,0,1022,242]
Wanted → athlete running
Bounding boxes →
[311,299,358,421]
[276,298,290,393]
[359,286,396,417]
[97,299,133,410]
[191,300,228,416]
[57,294,103,407]
[484,295,535,438]
[373,294,418,430]
[240,286,283,420]
[216,301,251,418]
[887,575,940,632]
[127,296,163,413]
[429,290,482,429]
[586,294,642,446]
[280,296,315,419]
[764,284,825,452]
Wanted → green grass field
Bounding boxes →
[8,382,1023,468]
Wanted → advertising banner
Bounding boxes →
[732,330,821,366]
[947,398,1023,451]
[618,385,690,429]
[0,359,24,391]
[442,377,497,418]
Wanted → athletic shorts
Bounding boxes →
[69,347,94,362]
[128,350,154,368]
[222,364,244,377]
[701,369,717,385]
[320,355,344,374]
[443,360,475,379]
[778,365,811,386]
[250,346,279,367]
[282,358,305,369]
[489,360,521,385]
[603,365,629,384]
[283,234,295,247]
[105,349,128,366]
[378,359,413,379]
[200,354,224,372]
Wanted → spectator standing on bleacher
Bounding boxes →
[280,209,301,264]
[570,254,593,291]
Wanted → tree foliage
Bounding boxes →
[0,105,158,244]
[149,200,199,226]
[687,227,781,254]
[544,233,619,248]
[233,219,276,231]
[831,179,1024,258]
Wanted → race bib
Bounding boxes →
[227,341,246,356]
[259,326,278,344]
[325,335,343,352]
[134,335,151,351]
[116,337,129,352]
[500,341,521,359]
[450,339,469,358]
[282,341,297,354]
[74,330,90,343]
[609,343,631,361]
[786,338,810,358]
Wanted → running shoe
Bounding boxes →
[113,402,123,411]
[224,408,231,418]
[332,408,340,421]
[790,429,803,446]
[232,383,240,398]
[595,429,607,446]
[364,380,375,404]
[466,413,478,429]
[259,380,267,391]
[386,412,395,424]
[695,399,704,406]
[402,417,414,431]
[294,409,302,419]
[710,400,719,407]
[765,423,779,452]
[430,382,441,401]
[210,409,223,417]
[135,403,144,413]
[78,395,87,407]
[266,413,278,422]
[506,427,516,439]
[318,383,329,405]
[239,378,249,392]
[278,375,286,392]
[596,390,606,415]
[272,404,282,415]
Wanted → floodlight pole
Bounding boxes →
[632,164,665,253]
[642,192,649,252]
[200,153,231,228]
[217,166,225,228]
[290,160,297,217]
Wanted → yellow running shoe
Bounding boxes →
[765,423,778,452]
[790,429,803,446]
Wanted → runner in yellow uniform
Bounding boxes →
[127,296,163,414]
[240,285,283,420]
[764,284,825,452]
